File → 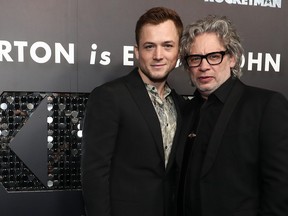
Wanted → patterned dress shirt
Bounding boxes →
[145,84,177,168]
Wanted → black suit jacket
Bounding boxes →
[81,68,185,216]
[178,78,288,216]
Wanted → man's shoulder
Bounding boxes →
[92,69,137,90]
[233,81,287,107]
[243,84,284,99]
[88,69,143,99]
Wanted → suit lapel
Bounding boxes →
[175,99,197,170]
[124,69,165,162]
[165,90,183,171]
[201,79,245,178]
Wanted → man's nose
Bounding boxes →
[199,57,210,69]
[153,47,163,59]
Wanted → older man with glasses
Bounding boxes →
[177,15,288,216]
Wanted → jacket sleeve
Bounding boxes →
[259,92,288,215]
[81,85,119,216]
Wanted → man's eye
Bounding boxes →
[209,54,221,59]
[191,56,201,62]
[144,45,154,49]
[164,44,173,48]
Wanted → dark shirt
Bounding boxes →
[183,76,236,216]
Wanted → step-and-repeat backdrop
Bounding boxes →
[0,0,286,215]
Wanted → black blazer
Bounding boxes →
[178,78,288,216]
[81,68,185,216]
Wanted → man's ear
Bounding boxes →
[229,54,236,68]
[134,44,139,60]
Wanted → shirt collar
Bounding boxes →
[145,83,172,99]
[194,76,237,104]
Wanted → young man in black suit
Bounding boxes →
[81,7,184,216]
[178,15,288,216]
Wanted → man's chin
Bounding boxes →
[150,75,169,84]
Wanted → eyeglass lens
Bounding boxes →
[186,51,226,67]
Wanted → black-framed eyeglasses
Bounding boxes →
[185,50,228,67]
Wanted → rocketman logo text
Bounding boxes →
[204,0,282,8]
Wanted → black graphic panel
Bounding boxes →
[0,92,88,215]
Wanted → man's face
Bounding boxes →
[134,20,180,86]
[188,33,236,98]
